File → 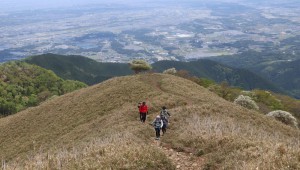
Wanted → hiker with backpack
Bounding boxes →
[152,115,164,140]
[160,106,171,122]
[139,101,148,123]
[160,106,171,135]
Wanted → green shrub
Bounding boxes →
[197,78,215,88]
[252,90,284,110]
[266,110,298,128]
[129,60,152,74]
[208,83,241,102]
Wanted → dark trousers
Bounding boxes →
[162,125,166,134]
[140,112,147,122]
[139,112,143,121]
[162,121,168,134]
[155,128,161,138]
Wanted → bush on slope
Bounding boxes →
[267,110,298,128]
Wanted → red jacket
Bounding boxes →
[139,105,148,113]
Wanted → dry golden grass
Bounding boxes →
[1,73,300,169]
[4,132,173,170]
[166,104,300,169]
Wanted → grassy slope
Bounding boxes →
[0,74,300,169]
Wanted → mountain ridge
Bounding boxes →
[25,53,283,94]
[152,59,283,93]
[1,73,300,169]
[210,51,300,98]
[25,53,133,85]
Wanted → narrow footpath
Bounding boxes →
[151,139,205,170]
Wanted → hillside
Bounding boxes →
[1,74,300,169]
[210,51,300,98]
[0,61,86,116]
[257,59,300,98]
[25,53,133,85]
[152,60,283,93]
[25,54,283,94]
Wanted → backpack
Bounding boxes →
[153,118,162,128]
[160,110,169,120]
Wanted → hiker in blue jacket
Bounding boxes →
[152,115,163,140]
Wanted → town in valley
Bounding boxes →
[0,0,300,63]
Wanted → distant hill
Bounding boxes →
[25,53,133,85]
[152,59,283,93]
[210,51,300,98]
[1,74,300,169]
[0,61,86,116]
[25,54,282,94]
[259,59,300,98]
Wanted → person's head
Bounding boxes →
[156,115,160,119]
[142,101,146,105]
[162,106,166,110]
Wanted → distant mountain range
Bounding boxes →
[210,51,300,98]
[25,54,283,94]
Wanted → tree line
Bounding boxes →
[0,61,86,116]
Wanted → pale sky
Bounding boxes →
[0,0,155,12]
[0,0,291,12]
[0,0,231,12]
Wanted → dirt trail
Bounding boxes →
[143,74,205,169]
[151,139,205,170]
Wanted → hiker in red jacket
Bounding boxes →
[139,101,148,123]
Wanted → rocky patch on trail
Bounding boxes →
[152,139,204,170]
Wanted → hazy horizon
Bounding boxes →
[0,0,159,12]
[0,0,297,13]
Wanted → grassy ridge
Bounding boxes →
[1,74,300,169]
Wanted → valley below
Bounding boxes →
[1,0,300,63]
